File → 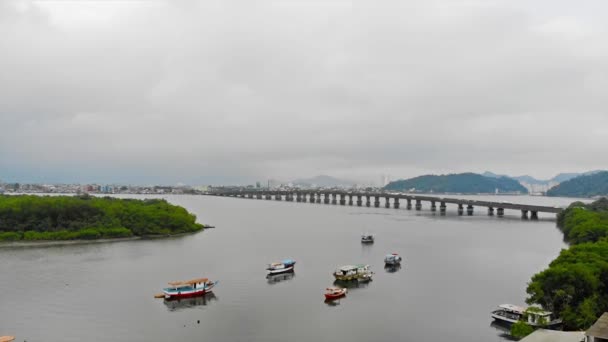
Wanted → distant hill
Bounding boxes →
[547,171,608,197]
[483,170,605,186]
[384,173,528,194]
[292,175,356,188]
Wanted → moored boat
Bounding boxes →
[361,234,374,243]
[491,304,562,327]
[324,287,347,299]
[266,259,296,275]
[333,264,373,281]
[163,278,217,300]
[384,253,402,265]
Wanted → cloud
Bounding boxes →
[1,0,607,184]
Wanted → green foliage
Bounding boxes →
[384,173,528,194]
[0,195,203,241]
[526,198,608,330]
[510,321,534,339]
[547,171,608,197]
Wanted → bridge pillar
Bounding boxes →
[373,196,380,208]
[287,194,294,201]
[366,195,371,207]
[521,210,529,219]
[530,211,538,220]
[339,194,345,205]
[385,197,390,208]
[497,208,504,217]
[440,202,446,215]
[248,193,254,199]
[307,193,313,203]
[256,193,262,199]
[357,195,362,206]
[348,195,353,206]
[265,194,272,200]
[467,205,474,216]
[317,194,323,204]
[458,204,464,215]
[488,207,494,216]
[322,194,328,204]
[430,201,436,212]
[296,193,301,202]
[275,194,282,201]
[406,199,412,210]
[415,199,422,211]
[331,193,337,205]
[394,198,400,209]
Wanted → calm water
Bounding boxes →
[0,194,581,342]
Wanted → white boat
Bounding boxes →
[266,259,296,275]
[384,253,402,265]
[491,304,562,327]
[333,264,373,281]
[361,234,374,243]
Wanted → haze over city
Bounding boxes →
[1,0,607,185]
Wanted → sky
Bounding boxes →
[1,0,607,185]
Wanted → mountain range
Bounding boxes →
[384,173,527,194]
[482,170,604,185]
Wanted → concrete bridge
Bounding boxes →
[207,189,563,219]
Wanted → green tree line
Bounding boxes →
[526,198,608,330]
[0,195,203,241]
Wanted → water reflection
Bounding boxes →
[266,272,295,285]
[333,279,372,290]
[489,321,516,340]
[384,264,402,273]
[163,293,218,311]
[324,297,344,306]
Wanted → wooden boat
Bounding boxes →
[384,253,402,265]
[324,287,347,299]
[266,259,296,275]
[0,336,15,342]
[361,234,374,243]
[163,278,218,300]
[491,304,562,327]
[333,264,373,281]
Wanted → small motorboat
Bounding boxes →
[163,278,218,300]
[0,336,15,342]
[333,264,373,281]
[384,253,403,265]
[266,259,296,275]
[361,233,374,243]
[324,287,347,300]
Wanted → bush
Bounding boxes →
[0,231,21,241]
[510,321,534,339]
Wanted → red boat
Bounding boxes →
[324,287,347,300]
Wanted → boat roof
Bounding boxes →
[168,278,208,286]
[586,312,608,339]
[326,287,342,291]
[499,304,526,313]
[281,259,295,264]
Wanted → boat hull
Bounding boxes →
[324,290,347,299]
[267,265,294,275]
[164,282,216,299]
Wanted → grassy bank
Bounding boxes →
[0,194,204,242]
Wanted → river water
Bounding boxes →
[0,194,582,342]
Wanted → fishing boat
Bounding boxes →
[361,234,374,243]
[0,336,15,342]
[324,287,347,300]
[266,259,296,275]
[384,253,402,265]
[163,278,217,300]
[491,304,562,327]
[333,264,373,281]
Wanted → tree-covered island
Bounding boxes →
[0,195,204,241]
[526,198,608,330]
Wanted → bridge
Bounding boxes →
[206,189,563,219]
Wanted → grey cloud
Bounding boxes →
[1,0,607,185]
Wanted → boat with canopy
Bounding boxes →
[163,277,218,299]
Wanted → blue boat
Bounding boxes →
[266,259,296,275]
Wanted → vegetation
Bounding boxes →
[547,171,608,197]
[383,173,528,194]
[510,321,534,339]
[0,194,203,241]
[526,198,608,330]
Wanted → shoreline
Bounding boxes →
[0,230,204,249]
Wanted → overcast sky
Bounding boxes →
[1,0,607,185]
